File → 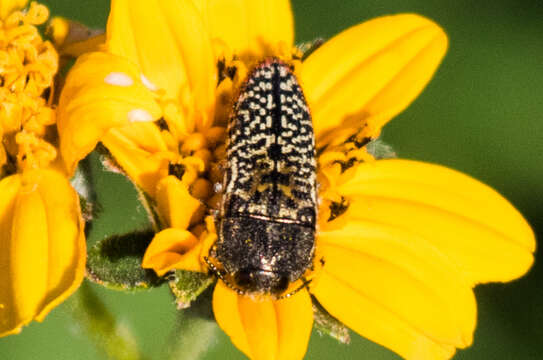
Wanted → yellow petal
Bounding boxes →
[193,0,294,60]
[58,51,162,175]
[333,159,535,284]
[0,0,27,19]
[34,170,86,321]
[0,175,23,335]
[142,228,201,276]
[212,280,251,357]
[155,175,202,229]
[312,271,456,360]
[213,281,313,360]
[101,123,169,197]
[302,14,448,140]
[238,295,278,360]
[106,0,215,127]
[10,177,49,326]
[313,220,477,359]
[0,169,85,336]
[274,290,314,360]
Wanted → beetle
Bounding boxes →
[207,58,317,297]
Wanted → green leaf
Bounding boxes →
[312,297,351,344]
[87,230,163,290]
[169,270,215,309]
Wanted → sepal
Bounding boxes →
[169,270,215,309]
[86,230,163,290]
[312,298,350,344]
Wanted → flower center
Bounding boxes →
[0,2,58,175]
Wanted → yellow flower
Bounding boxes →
[0,168,86,336]
[0,0,27,20]
[56,1,535,359]
[0,1,86,335]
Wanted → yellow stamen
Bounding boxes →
[0,1,58,176]
[180,132,208,154]
[15,130,57,170]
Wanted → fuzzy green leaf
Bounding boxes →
[87,231,163,290]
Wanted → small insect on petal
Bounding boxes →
[209,58,317,297]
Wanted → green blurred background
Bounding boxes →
[1,0,542,359]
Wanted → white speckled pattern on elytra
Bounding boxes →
[215,59,317,294]
[222,59,317,225]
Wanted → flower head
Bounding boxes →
[0,0,86,336]
[57,1,535,359]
